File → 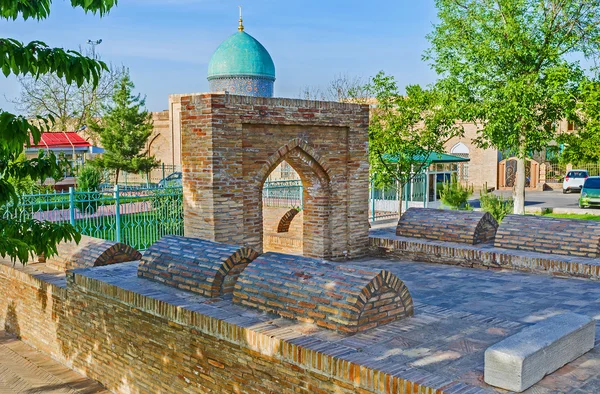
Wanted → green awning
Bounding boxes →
[383,152,470,165]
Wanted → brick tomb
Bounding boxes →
[495,214,600,258]
[396,208,498,245]
[138,235,260,298]
[44,235,141,271]
[175,93,370,260]
[233,252,414,333]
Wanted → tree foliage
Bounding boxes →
[426,0,600,214]
[559,78,600,165]
[0,0,119,263]
[367,71,463,188]
[88,74,158,184]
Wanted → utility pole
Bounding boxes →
[87,39,102,59]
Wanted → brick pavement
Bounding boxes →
[0,331,108,394]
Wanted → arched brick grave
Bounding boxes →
[175,93,370,260]
[397,208,498,245]
[44,235,141,271]
[233,253,414,333]
[137,235,260,297]
[495,215,600,258]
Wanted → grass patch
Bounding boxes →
[542,213,600,221]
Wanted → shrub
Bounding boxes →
[76,165,103,214]
[479,189,513,223]
[439,174,473,210]
[77,165,102,191]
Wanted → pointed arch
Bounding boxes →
[255,138,331,187]
[451,141,470,155]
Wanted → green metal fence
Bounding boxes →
[263,180,303,208]
[102,164,182,187]
[369,174,428,221]
[2,185,184,251]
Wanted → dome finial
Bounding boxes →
[238,6,244,32]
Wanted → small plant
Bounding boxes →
[439,174,473,210]
[479,189,513,223]
[77,165,102,191]
[76,165,103,214]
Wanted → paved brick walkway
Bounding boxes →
[0,332,109,394]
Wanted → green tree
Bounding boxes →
[559,78,600,165]
[426,0,600,214]
[0,1,117,263]
[367,71,463,213]
[89,74,158,184]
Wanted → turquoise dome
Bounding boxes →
[207,31,275,81]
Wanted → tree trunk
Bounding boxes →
[513,155,526,215]
[397,182,404,218]
[115,169,120,185]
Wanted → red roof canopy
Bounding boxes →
[29,132,91,149]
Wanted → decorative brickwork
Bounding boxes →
[277,208,300,233]
[137,235,259,297]
[396,208,498,245]
[44,235,141,271]
[495,215,600,258]
[233,253,414,333]
[0,260,456,394]
[175,93,370,260]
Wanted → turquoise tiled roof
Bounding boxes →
[207,31,275,80]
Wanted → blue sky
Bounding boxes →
[1,1,439,113]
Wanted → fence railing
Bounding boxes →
[576,163,600,177]
[2,185,184,251]
[263,180,303,208]
[369,174,429,222]
[103,164,182,187]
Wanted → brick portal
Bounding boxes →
[176,93,370,260]
[233,253,414,333]
[45,235,141,271]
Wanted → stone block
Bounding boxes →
[484,312,596,392]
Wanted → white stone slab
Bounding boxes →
[484,313,596,392]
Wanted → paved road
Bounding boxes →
[0,331,108,393]
[470,189,600,213]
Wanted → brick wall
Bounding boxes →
[45,235,141,271]
[233,253,414,333]
[0,261,445,394]
[444,124,499,191]
[396,208,498,245]
[495,215,600,258]
[263,206,303,254]
[138,235,260,297]
[175,93,370,260]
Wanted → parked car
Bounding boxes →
[158,172,182,187]
[579,176,600,208]
[562,170,589,193]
